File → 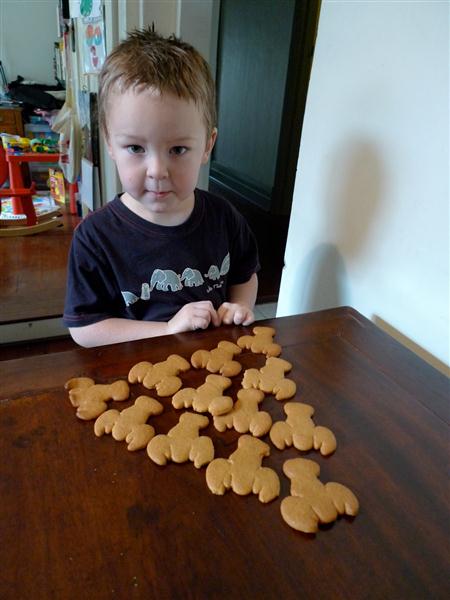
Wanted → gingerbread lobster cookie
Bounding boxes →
[94,395,164,451]
[172,374,233,416]
[206,435,280,503]
[237,326,281,357]
[213,388,272,437]
[242,356,296,401]
[191,341,243,377]
[281,458,359,533]
[65,377,130,420]
[128,354,190,396]
[270,402,337,456]
[147,412,214,468]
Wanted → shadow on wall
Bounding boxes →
[295,139,386,312]
[298,244,348,312]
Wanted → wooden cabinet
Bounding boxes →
[0,107,24,136]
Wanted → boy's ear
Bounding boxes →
[202,128,217,164]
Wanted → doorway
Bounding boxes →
[209,0,320,302]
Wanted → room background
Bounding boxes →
[1,0,448,374]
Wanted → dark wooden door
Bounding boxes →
[209,0,320,301]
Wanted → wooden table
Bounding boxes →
[0,208,79,324]
[0,308,449,599]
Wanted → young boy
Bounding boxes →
[63,28,259,347]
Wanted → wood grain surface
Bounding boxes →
[0,209,80,324]
[0,308,448,599]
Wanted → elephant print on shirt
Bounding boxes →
[181,268,204,287]
[121,282,152,306]
[205,265,220,280]
[150,269,183,292]
[219,253,230,276]
[120,252,231,306]
[121,291,139,307]
[205,253,230,281]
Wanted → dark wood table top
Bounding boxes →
[0,208,79,324]
[0,307,449,599]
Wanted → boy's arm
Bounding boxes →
[69,318,169,347]
[218,273,258,326]
[69,300,220,348]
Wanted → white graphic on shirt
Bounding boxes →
[181,268,204,287]
[204,252,230,281]
[220,253,230,276]
[150,269,182,291]
[121,291,139,306]
[121,282,151,306]
[141,282,151,300]
[205,265,220,280]
[120,253,230,306]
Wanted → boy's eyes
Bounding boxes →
[125,145,188,156]
[126,145,145,154]
[170,146,188,156]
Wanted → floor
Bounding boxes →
[254,302,277,321]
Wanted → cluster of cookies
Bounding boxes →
[65,326,359,534]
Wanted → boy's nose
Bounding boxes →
[146,154,168,180]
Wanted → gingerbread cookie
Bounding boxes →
[65,376,95,390]
[128,354,190,396]
[242,356,296,401]
[237,326,281,357]
[94,395,164,451]
[191,340,242,377]
[147,412,214,468]
[281,458,359,533]
[65,377,130,420]
[270,402,337,456]
[172,374,233,416]
[206,435,280,503]
[213,388,272,437]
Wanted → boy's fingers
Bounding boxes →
[233,309,246,325]
[242,311,255,326]
[191,314,209,330]
[191,301,220,327]
[217,302,229,316]
[216,303,254,326]
[208,305,221,327]
[191,305,221,329]
[195,301,219,326]
[234,308,253,325]
[217,305,226,320]
[222,308,234,325]
[211,311,221,327]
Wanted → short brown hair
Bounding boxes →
[98,28,216,137]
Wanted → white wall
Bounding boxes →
[0,0,57,85]
[277,0,450,373]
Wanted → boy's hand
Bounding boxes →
[218,302,255,326]
[167,301,221,334]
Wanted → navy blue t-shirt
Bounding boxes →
[63,189,259,327]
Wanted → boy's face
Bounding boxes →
[106,87,216,225]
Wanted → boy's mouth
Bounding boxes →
[147,190,170,199]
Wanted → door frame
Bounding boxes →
[274,0,321,216]
[209,0,321,217]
